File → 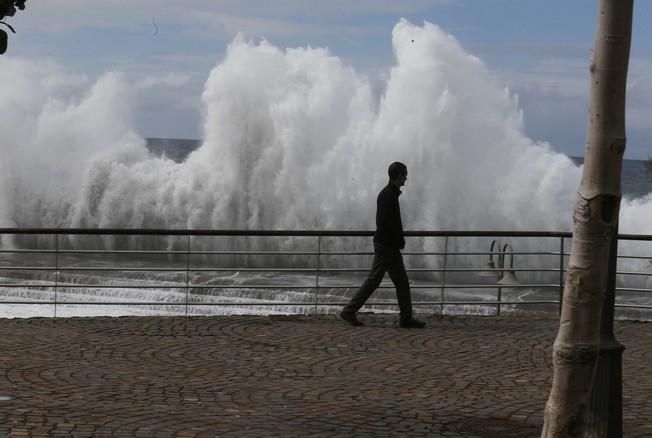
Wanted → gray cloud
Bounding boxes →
[499,55,652,159]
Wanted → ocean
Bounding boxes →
[570,156,652,200]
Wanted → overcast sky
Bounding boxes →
[5,0,652,158]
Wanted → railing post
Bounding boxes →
[185,234,191,317]
[439,236,448,319]
[558,236,565,315]
[314,236,322,315]
[54,233,59,318]
[496,244,504,317]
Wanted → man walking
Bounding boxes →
[340,162,425,328]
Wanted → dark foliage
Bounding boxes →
[0,0,27,54]
[0,0,26,19]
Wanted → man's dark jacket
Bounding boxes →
[373,182,405,250]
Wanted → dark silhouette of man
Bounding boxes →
[340,162,425,328]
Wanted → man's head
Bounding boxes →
[388,161,407,187]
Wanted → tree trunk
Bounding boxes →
[541,1,633,437]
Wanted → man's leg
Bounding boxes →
[386,251,412,317]
[342,251,387,315]
[387,252,425,328]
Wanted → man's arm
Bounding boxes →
[395,196,405,250]
[376,188,404,249]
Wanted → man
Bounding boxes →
[340,162,426,328]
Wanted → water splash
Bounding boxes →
[0,20,649,238]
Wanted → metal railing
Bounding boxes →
[0,228,651,318]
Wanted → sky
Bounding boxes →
[4,0,652,159]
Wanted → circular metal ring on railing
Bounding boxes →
[477,240,499,279]
[497,244,520,285]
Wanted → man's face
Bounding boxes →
[395,172,407,187]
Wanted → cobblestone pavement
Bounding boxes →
[0,314,649,437]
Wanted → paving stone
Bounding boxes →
[0,314,648,436]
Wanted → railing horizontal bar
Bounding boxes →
[336,300,560,306]
[4,302,647,310]
[0,267,58,271]
[1,267,187,272]
[320,251,562,256]
[0,284,181,288]
[619,233,652,241]
[187,283,558,289]
[0,284,54,288]
[1,228,651,241]
[411,284,558,289]
[0,283,560,289]
[434,300,559,305]
[188,283,559,289]
[0,250,323,256]
[317,268,554,273]
[410,251,563,256]
[614,304,652,309]
[341,283,558,289]
[0,267,320,273]
[9,255,646,263]
[301,252,372,256]
[0,250,566,257]
[231,251,564,257]
[230,283,546,289]
[0,301,317,306]
[0,250,187,255]
[191,251,321,256]
[0,250,372,256]
[53,252,652,261]
[188,268,316,273]
[404,268,561,273]
[615,271,652,277]
[2,249,645,260]
[615,287,652,293]
[0,266,565,274]
[56,285,316,289]
[0,249,58,254]
[0,300,563,307]
[0,228,575,237]
[1,301,634,308]
[0,266,567,275]
[0,249,572,257]
[361,300,560,305]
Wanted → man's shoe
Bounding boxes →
[340,311,363,327]
[399,317,426,328]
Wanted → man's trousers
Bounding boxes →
[342,244,413,317]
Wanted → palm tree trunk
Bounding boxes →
[541,1,633,437]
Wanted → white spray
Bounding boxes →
[0,20,650,240]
